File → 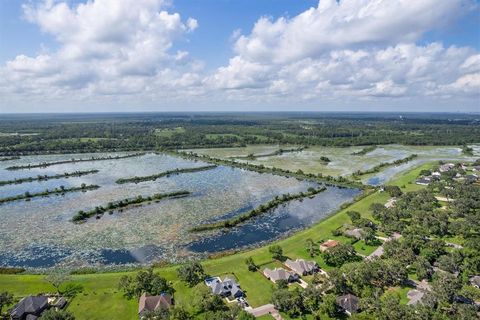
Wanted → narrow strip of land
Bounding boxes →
[6,153,145,170]
[190,186,327,232]
[0,169,99,186]
[0,184,100,205]
[115,165,217,184]
[351,145,377,156]
[72,190,191,222]
[352,154,418,178]
[234,147,305,160]
[0,156,20,162]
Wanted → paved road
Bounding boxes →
[247,304,283,319]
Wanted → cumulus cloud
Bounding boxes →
[1,0,200,108]
[209,0,479,107]
[234,0,471,64]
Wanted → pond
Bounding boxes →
[0,152,358,268]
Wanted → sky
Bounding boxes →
[0,0,479,113]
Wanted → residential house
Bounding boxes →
[384,198,397,208]
[138,293,172,319]
[415,177,431,186]
[9,296,48,320]
[439,163,455,172]
[336,294,360,316]
[465,174,479,183]
[284,259,319,276]
[344,228,363,240]
[470,275,480,289]
[407,289,424,306]
[52,297,67,310]
[205,277,244,298]
[263,267,299,283]
[320,239,340,252]
[432,171,441,178]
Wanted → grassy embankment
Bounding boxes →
[0,169,99,186]
[0,163,436,320]
[6,153,145,170]
[115,165,217,184]
[0,184,100,205]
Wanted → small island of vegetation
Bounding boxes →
[115,165,216,184]
[0,183,100,205]
[190,186,327,232]
[0,169,99,186]
[351,145,377,155]
[72,190,191,222]
[6,153,145,170]
[352,154,418,178]
[0,156,20,162]
[236,147,306,160]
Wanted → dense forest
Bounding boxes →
[0,113,478,155]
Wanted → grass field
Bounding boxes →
[0,162,439,319]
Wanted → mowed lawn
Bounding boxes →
[0,163,433,320]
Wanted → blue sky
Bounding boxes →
[0,0,479,113]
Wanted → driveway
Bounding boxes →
[247,304,283,319]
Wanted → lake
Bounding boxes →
[0,152,359,268]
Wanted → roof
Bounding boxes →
[26,315,39,320]
[54,297,68,309]
[284,259,318,274]
[415,178,431,185]
[10,296,48,318]
[470,275,480,287]
[138,293,172,314]
[344,228,363,239]
[263,268,296,282]
[320,239,340,248]
[336,294,360,314]
[407,289,424,305]
[207,277,243,297]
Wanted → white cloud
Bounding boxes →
[208,0,479,108]
[1,0,200,108]
[234,0,471,64]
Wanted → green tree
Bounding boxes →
[347,211,361,222]
[177,262,205,287]
[319,293,337,317]
[170,307,193,320]
[431,272,462,304]
[40,309,75,320]
[269,245,284,261]
[323,243,358,266]
[384,185,403,197]
[118,268,173,299]
[306,238,317,257]
[412,256,432,281]
[44,272,71,294]
[0,291,13,315]
[245,257,258,272]
[276,279,288,289]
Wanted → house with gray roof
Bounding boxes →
[205,277,244,298]
[9,296,48,320]
[284,259,319,276]
[470,275,480,288]
[336,294,360,316]
[263,267,299,283]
